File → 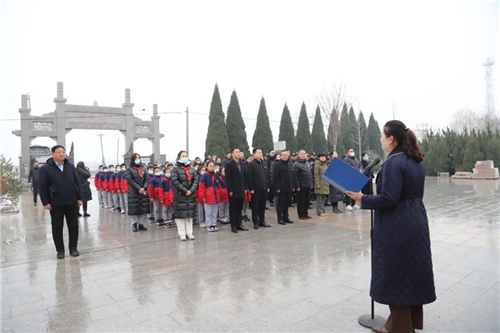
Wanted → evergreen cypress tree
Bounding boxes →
[295,102,314,153]
[226,91,250,156]
[425,136,449,176]
[311,106,328,154]
[453,130,468,171]
[278,104,296,152]
[367,113,383,159]
[337,103,350,155]
[486,135,500,167]
[327,118,334,151]
[462,130,483,171]
[252,97,274,153]
[348,106,357,152]
[205,84,229,158]
[358,111,368,153]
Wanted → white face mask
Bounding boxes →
[350,152,355,157]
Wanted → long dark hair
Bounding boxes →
[177,150,188,160]
[383,120,425,162]
[76,161,85,169]
[129,153,141,167]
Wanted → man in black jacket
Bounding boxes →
[266,149,276,206]
[247,148,271,229]
[272,150,294,225]
[39,145,83,259]
[292,150,313,220]
[28,161,40,206]
[225,147,249,233]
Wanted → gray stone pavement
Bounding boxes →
[1,178,499,332]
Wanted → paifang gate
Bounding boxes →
[12,82,164,177]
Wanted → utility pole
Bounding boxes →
[117,137,119,165]
[186,107,189,154]
[97,134,105,166]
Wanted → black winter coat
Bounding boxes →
[171,163,199,219]
[39,158,83,207]
[28,167,40,183]
[361,145,436,306]
[76,167,92,202]
[126,166,150,216]
[273,160,294,193]
[292,159,313,188]
[360,159,372,195]
[247,159,269,191]
[225,159,247,198]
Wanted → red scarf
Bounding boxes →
[133,166,143,178]
[181,165,191,182]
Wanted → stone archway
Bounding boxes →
[12,82,164,177]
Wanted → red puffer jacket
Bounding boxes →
[198,171,221,204]
[120,171,129,193]
[147,176,163,200]
[161,178,173,206]
[217,175,228,202]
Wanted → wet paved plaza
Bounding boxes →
[1,178,499,332]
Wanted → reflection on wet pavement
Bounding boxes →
[1,179,498,332]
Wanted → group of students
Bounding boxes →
[94,164,129,214]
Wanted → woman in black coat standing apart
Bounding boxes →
[126,153,150,232]
[76,161,92,217]
[171,150,199,241]
[347,120,436,333]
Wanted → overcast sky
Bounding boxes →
[1,0,498,169]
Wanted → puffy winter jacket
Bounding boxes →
[148,176,163,200]
[218,175,229,202]
[198,171,221,204]
[171,163,199,219]
[114,173,121,193]
[161,178,173,206]
[126,166,150,216]
[94,172,101,189]
[120,171,129,193]
[108,173,115,192]
[102,172,109,191]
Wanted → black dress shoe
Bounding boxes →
[232,228,238,233]
[278,221,286,225]
[69,248,80,257]
[133,223,138,232]
[78,213,82,217]
[83,213,91,217]
[305,215,313,219]
[289,204,295,207]
[237,225,249,231]
[139,224,148,231]
[285,220,294,224]
[57,251,65,259]
[253,225,259,230]
[265,206,270,211]
[259,222,271,228]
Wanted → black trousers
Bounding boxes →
[49,204,79,251]
[296,187,311,218]
[267,190,274,204]
[229,196,244,229]
[32,182,39,204]
[277,192,291,222]
[251,190,267,226]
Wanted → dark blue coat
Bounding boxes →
[39,157,83,207]
[361,145,436,306]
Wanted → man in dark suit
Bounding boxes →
[28,161,41,206]
[272,150,295,225]
[39,145,83,259]
[247,148,271,229]
[225,147,249,233]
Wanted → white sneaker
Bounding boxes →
[200,223,206,228]
[353,205,360,210]
[121,211,126,214]
[346,205,353,211]
[213,226,219,232]
[207,226,214,232]
[187,234,195,240]
[180,235,187,241]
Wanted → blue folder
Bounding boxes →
[321,157,369,193]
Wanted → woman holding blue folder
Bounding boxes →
[346,120,436,333]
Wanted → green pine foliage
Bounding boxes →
[462,130,483,172]
[337,103,350,154]
[0,155,22,204]
[252,97,274,153]
[205,84,230,158]
[295,102,313,153]
[278,104,296,152]
[357,111,368,153]
[425,136,450,176]
[226,91,250,156]
[367,113,384,159]
[311,106,328,154]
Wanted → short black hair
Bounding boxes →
[147,166,154,170]
[108,164,114,168]
[98,165,103,168]
[346,147,353,153]
[317,152,327,158]
[252,147,262,154]
[226,151,231,155]
[121,163,127,167]
[51,145,65,153]
[154,166,162,172]
[362,151,368,157]
[268,149,275,153]
[231,147,240,153]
